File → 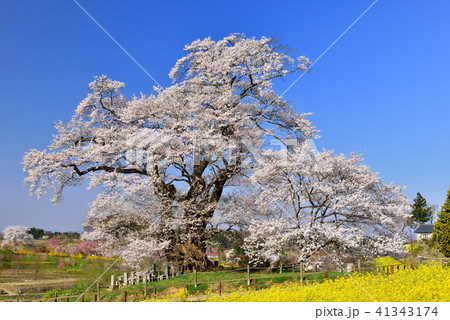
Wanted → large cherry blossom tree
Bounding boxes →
[23,34,316,269]
[23,34,409,269]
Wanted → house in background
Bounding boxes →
[206,248,220,262]
[414,224,434,241]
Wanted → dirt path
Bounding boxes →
[0,278,77,295]
[0,286,16,295]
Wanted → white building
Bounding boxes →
[414,224,434,241]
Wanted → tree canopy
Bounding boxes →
[242,143,409,264]
[409,192,433,228]
[23,34,409,269]
[2,226,34,247]
[434,187,450,257]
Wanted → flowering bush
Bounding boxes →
[12,261,53,264]
[48,250,68,257]
[85,254,115,261]
[58,258,64,269]
[67,245,81,255]
[373,256,402,267]
[47,238,61,250]
[77,241,98,256]
[17,249,35,256]
[53,245,65,254]
[405,243,425,256]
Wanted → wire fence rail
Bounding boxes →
[1,257,448,302]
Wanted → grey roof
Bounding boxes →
[414,224,434,234]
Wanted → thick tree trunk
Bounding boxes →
[185,211,211,270]
[165,209,213,270]
[163,163,228,270]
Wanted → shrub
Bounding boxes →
[373,256,401,266]
[66,243,81,255]
[405,243,425,256]
[54,245,65,254]
[47,238,61,250]
[78,241,98,256]
[42,289,61,299]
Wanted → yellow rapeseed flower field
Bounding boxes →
[146,265,450,302]
[205,266,450,302]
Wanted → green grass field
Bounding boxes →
[2,248,443,302]
[0,249,376,302]
[0,249,125,301]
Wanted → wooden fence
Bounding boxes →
[2,257,447,302]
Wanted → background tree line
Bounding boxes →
[409,187,450,257]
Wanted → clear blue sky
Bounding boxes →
[0,0,449,232]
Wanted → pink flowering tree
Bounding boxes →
[46,238,61,250]
[77,241,98,256]
[67,245,81,255]
[54,245,65,254]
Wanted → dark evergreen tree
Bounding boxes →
[29,227,45,239]
[434,187,450,257]
[409,192,433,228]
